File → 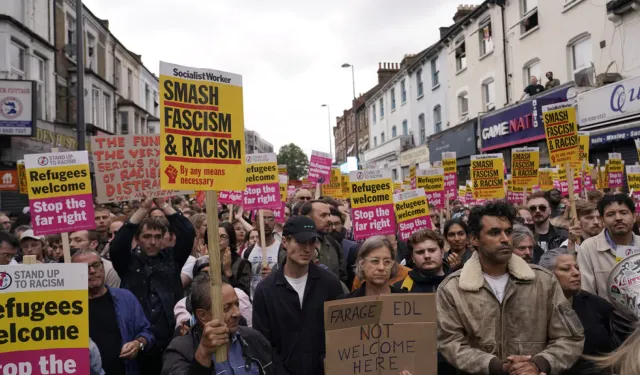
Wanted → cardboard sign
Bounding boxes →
[539,168,554,191]
[279,175,288,202]
[470,154,505,200]
[324,294,437,375]
[349,169,396,240]
[218,190,243,205]
[511,147,539,188]
[0,263,89,373]
[324,168,343,198]
[243,153,279,210]
[91,135,191,202]
[0,170,18,191]
[308,150,332,184]
[17,160,28,194]
[25,151,95,235]
[416,168,445,209]
[393,188,431,241]
[442,152,457,200]
[159,61,246,191]
[542,102,579,167]
[608,153,624,188]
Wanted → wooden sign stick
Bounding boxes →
[566,164,580,245]
[51,147,71,263]
[259,209,268,268]
[315,182,321,199]
[205,190,228,362]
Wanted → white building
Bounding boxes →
[245,129,274,154]
[139,65,160,133]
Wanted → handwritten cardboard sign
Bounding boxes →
[324,294,437,375]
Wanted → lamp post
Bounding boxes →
[341,63,359,169]
[321,104,332,160]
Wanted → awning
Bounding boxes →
[586,118,640,147]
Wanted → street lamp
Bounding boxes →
[321,104,332,160]
[342,63,359,169]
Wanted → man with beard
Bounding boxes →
[328,207,358,288]
[437,201,584,375]
[545,189,564,218]
[578,194,640,301]
[396,229,450,292]
[527,191,568,252]
[561,200,603,251]
[110,196,195,375]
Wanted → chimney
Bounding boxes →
[439,26,450,39]
[453,4,476,23]
[377,61,399,84]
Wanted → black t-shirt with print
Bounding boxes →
[524,84,545,97]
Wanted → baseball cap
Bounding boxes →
[283,216,321,243]
[20,229,44,242]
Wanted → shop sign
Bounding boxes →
[427,118,477,162]
[578,75,640,128]
[0,80,35,136]
[400,145,429,166]
[589,126,640,146]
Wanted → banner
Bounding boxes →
[416,168,445,210]
[279,174,288,202]
[159,61,246,191]
[470,154,505,200]
[0,170,18,191]
[25,151,94,235]
[539,168,554,191]
[542,102,579,167]
[349,169,396,240]
[393,188,432,241]
[92,134,190,202]
[308,150,332,184]
[218,190,243,205]
[17,160,28,194]
[511,147,539,188]
[278,165,287,175]
[0,80,35,136]
[627,165,640,211]
[0,263,89,373]
[323,168,343,198]
[458,185,467,205]
[608,153,624,188]
[243,153,279,210]
[578,132,590,165]
[442,152,457,200]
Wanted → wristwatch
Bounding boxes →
[161,203,169,211]
[136,338,145,352]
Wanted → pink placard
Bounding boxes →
[273,202,286,224]
[243,183,280,210]
[633,192,640,212]
[609,172,624,188]
[352,203,396,240]
[30,194,95,236]
[3,348,89,375]
[218,190,243,205]
[308,151,332,184]
[397,215,432,241]
[424,190,444,210]
[583,175,594,191]
[444,173,457,200]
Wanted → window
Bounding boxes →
[86,33,97,69]
[571,36,594,86]
[479,18,494,56]
[127,69,133,100]
[392,169,398,181]
[483,80,496,111]
[92,88,100,125]
[418,114,426,144]
[401,80,407,103]
[416,69,424,97]
[392,126,397,138]
[104,94,112,132]
[455,37,467,72]
[374,136,378,146]
[434,106,442,133]
[379,98,384,118]
[135,114,140,134]
[66,14,76,59]
[119,111,129,134]
[381,132,385,143]
[145,84,151,111]
[372,104,377,124]
[521,0,539,34]
[524,59,541,87]
[458,92,469,118]
[402,120,408,136]
[114,59,121,91]
[431,58,440,87]
[34,56,46,119]
[390,88,396,110]
[10,42,25,79]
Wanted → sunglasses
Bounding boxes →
[298,196,312,201]
[528,205,547,212]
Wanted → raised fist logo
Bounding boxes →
[165,165,178,183]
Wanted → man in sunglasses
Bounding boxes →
[527,191,568,253]
[294,188,313,203]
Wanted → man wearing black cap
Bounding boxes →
[252,216,343,375]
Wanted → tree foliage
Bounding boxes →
[277,143,309,180]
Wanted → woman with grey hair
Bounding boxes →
[539,247,617,375]
[338,235,407,299]
[512,224,543,264]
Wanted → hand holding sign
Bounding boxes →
[195,319,230,366]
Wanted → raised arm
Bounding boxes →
[110,197,153,275]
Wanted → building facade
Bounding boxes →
[333,112,347,164]
[245,129,274,154]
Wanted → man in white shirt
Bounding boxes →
[245,209,281,296]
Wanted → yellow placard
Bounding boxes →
[394,182,402,192]
[278,165,287,175]
[323,168,343,198]
[458,185,466,197]
[627,165,640,191]
[17,160,28,194]
[395,196,430,222]
[350,178,393,209]
[27,164,92,200]
[416,169,445,193]
[608,157,623,173]
[542,103,580,166]
[279,174,288,202]
[471,154,505,199]
[511,147,539,188]
[442,158,456,174]
[159,61,246,191]
[578,132,590,166]
[539,168,554,190]
[246,162,278,186]
[341,175,350,197]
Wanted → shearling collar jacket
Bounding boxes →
[436,252,584,375]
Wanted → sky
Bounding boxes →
[83,0,482,159]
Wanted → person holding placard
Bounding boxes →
[560,201,603,251]
[437,201,584,375]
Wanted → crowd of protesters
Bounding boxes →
[1,187,640,375]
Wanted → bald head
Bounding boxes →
[295,189,312,203]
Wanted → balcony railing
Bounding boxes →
[363,135,412,163]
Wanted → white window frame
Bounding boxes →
[381,132,385,143]
[479,17,494,57]
[92,87,101,125]
[103,93,112,132]
[114,58,122,91]
[455,37,467,72]
[374,136,377,147]
[10,41,26,79]
[127,68,133,100]
[434,106,442,133]
[86,32,97,70]
[372,104,377,124]
[431,58,440,88]
[524,59,541,88]
[520,0,539,35]
[119,111,129,135]
[483,79,496,111]
[390,88,396,110]
[458,92,469,119]
[570,35,594,86]
[379,98,384,118]
[418,114,426,144]
[401,80,407,103]
[65,13,77,60]
[392,125,397,138]
[402,120,408,136]
[416,68,424,97]
[34,55,46,119]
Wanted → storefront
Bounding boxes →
[427,118,477,183]
[577,75,640,165]
[479,83,576,169]
[399,145,430,180]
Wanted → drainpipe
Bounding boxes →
[500,2,510,104]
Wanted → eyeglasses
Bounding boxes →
[364,257,394,268]
[298,196,312,201]
[88,261,103,270]
[219,234,229,239]
[528,205,547,212]
[0,253,15,260]
[263,216,275,222]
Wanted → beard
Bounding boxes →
[330,229,346,243]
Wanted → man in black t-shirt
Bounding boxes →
[520,75,545,101]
